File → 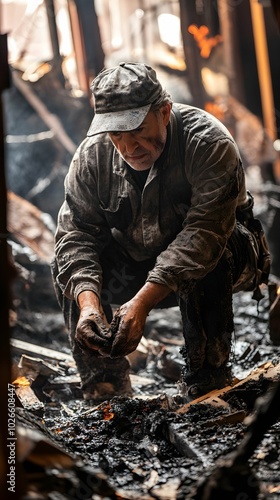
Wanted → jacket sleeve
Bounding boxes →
[147,136,244,296]
[53,142,111,302]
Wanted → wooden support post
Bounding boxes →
[217,0,245,103]
[249,0,280,181]
[67,0,90,96]
[44,0,65,87]
[179,0,208,109]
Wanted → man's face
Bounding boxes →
[109,103,171,171]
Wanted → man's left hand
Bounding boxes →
[109,282,172,357]
[110,298,148,357]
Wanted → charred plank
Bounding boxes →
[15,385,44,417]
[10,338,73,362]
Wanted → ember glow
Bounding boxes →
[12,376,30,387]
[103,404,114,421]
[188,24,222,58]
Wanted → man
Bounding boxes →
[52,62,268,401]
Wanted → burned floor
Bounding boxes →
[11,279,280,500]
[3,68,280,499]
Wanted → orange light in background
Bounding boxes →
[12,376,30,387]
[188,24,223,58]
[204,101,225,121]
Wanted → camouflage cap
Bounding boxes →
[87,62,163,136]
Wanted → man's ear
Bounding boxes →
[161,103,172,126]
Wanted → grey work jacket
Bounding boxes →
[54,104,248,302]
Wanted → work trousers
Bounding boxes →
[54,231,247,389]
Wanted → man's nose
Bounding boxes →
[123,133,138,154]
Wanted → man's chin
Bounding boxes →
[126,158,153,171]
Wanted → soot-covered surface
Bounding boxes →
[23,288,279,500]
[5,68,280,499]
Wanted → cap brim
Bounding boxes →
[87,104,151,136]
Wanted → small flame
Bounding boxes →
[103,404,114,421]
[277,286,280,295]
[188,24,223,58]
[12,376,30,387]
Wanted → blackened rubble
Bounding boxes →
[8,210,280,498]
[5,68,280,499]
[40,361,280,499]
[12,287,280,499]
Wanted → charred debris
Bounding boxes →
[2,5,280,496]
[4,75,280,499]
[10,256,280,500]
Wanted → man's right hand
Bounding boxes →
[75,291,113,357]
[75,306,113,357]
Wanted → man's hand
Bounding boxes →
[110,297,148,357]
[75,283,172,358]
[110,282,172,357]
[75,306,113,357]
[75,291,112,357]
